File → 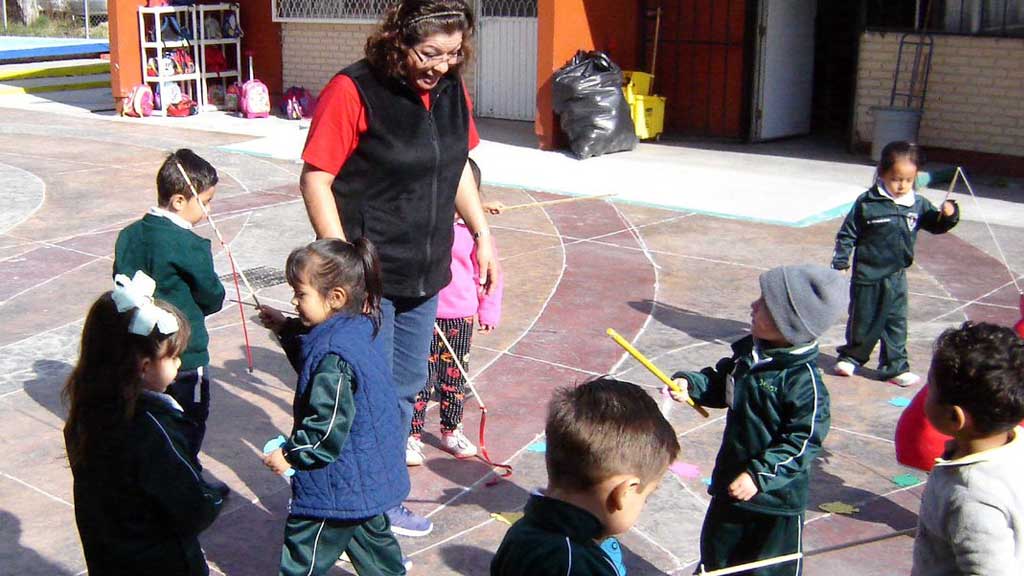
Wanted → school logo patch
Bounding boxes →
[905,212,918,231]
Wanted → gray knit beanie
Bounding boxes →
[759,265,848,345]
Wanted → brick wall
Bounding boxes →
[282,22,478,101]
[854,31,1024,158]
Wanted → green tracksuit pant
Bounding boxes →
[699,499,804,576]
[280,514,405,576]
[837,270,909,378]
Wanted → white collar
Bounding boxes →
[141,389,185,412]
[877,182,916,207]
[148,206,193,230]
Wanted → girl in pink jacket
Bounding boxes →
[408,160,503,464]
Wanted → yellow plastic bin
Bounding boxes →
[631,94,666,141]
[623,70,654,97]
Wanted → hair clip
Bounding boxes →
[407,10,464,25]
[112,271,180,336]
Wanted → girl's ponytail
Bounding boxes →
[352,237,383,331]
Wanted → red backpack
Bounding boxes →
[123,84,154,117]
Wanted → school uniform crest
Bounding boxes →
[905,212,918,231]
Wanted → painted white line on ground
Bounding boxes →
[0,255,106,306]
[830,425,896,445]
[0,470,72,507]
[474,345,603,377]
[908,290,1017,310]
[407,517,497,558]
[805,482,923,527]
[926,274,1024,323]
[630,524,685,571]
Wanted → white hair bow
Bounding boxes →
[112,271,180,336]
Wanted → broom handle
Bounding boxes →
[607,328,709,418]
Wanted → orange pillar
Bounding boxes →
[237,0,283,101]
[109,0,147,113]
[535,0,641,149]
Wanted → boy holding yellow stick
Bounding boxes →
[670,264,846,575]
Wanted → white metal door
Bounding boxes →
[750,0,817,141]
[475,0,537,121]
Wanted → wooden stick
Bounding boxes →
[607,328,710,418]
[229,299,298,317]
[499,193,617,212]
[651,6,662,76]
[697,527,918,575]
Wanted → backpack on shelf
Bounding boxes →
[208,84,226,107]
[225,82,241,111]
[168,94,198,117]
[171,48,195,74]
[223,12,242,38]
[203,16,223,39]
[123,84,154,117]
[204,46,228,73]
[281,86,316,119]
[240,53,270,119]
[160,16,192,42]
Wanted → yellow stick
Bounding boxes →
[500,193,617,212]
[698,553,804,576]
[607,328,710,418]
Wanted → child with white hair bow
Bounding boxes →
[64,271,226,576]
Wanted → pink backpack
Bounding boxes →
[123,84,154,117]
[240,52,270,118]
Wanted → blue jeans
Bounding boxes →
[378,295,439,435]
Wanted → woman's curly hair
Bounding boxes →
[366,0,475,81]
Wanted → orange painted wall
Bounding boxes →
[108,0,283,112]
[536,0,641,149]
[236,0,283,100]
[109,0,147,112]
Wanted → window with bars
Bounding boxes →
[479,0,537,18]
[866,0,1024,37]
[272,0,398,22]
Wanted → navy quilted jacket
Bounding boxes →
[286,313,409,520]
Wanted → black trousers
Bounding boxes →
[837,270,910,378]
[698,499,803,576]
[165,365,210,460]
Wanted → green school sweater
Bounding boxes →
[114,213,225,370]
[491,495,620,576]
[680,336,830,516]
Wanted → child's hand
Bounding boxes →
[478,323,495,334]
[728,472,758,501]
[258,306,287,333]
[483,201,505,215]
[263,448,292,476]
[668,372,691,403]
[941,200,956,218]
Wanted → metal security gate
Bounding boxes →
[475,0,537,121]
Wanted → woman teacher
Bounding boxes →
[298,0,496,539]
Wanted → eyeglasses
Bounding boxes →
[410,46,464,67]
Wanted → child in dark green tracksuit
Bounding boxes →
[65,273,224,576]
[831,141,958,387]
[492,378,680,576]
[672,265,846,576]
[114,149,225,460]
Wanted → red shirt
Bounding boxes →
[302,74,480,175]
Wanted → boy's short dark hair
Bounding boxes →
[931,321,1024,435]
[546,377,680,491]
[157,149,219,206]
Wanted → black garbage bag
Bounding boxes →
[552,51,637,159]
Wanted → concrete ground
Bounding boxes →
[1,95,1023,576]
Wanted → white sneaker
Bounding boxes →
[406,435,425,466]
[889,372,920,387]
[442,427,477,459]
[834,360,856,377]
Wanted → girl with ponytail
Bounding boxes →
[258,238,411,575]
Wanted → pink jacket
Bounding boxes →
[436,221,503,326]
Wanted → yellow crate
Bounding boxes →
[623,70,654,97]
[631,94,666,140]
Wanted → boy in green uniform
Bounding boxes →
[831,141,958,387]
[114,149,225,464]
[671,264,846,575]
[491,377,680,576]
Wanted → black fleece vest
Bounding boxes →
[332,59,470,299]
